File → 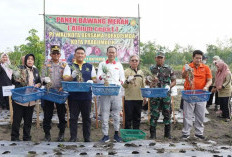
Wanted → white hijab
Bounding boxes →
[1,53,12,80]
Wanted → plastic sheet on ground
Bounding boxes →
[0,140,231,156]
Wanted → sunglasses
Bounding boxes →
[52,52,60,55]
[131,59,139,62]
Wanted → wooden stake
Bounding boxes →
[171,96,176,124]
[148,98,150,124]
[122,96,125,128]
[36,100,40,128]
[9,96,13,125]
[66,100,70,128]
[94,96,98,129]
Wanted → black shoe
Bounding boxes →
[57,133,64,142]
[45,134,51,142]
[23,138,31,141]
[181,135,190,140]
[23,136,31,141]
[164,125,172,139]
[11,137,20,141]
[149,126,156,139]
[194,134,205,140]
[84,138,91,142]
[69,137,77,142]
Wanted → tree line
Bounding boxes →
[1,29,232,75]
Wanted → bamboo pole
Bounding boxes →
[171,96,176,124]
[122,96,125,128]
[94,96,98,129]
[148,98,150,124]
[9,96,13,124]
[66,100,70,128]
[36,100,40,128]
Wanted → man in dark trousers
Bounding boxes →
[42,45,70,142]
[64,47,97,142]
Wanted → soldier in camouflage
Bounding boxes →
[149,51,176,139]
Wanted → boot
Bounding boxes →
[164,124,172,139]
[44,133,51,142]
[149,126,156,139]
[57,132,64,142]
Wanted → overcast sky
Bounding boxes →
[1,0,232,52]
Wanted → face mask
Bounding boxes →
[203,60,206,64]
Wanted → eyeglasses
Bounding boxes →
[131,59,139,62]
[52,52,60,55]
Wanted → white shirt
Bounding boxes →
[97,60,125,85]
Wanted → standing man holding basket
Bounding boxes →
[182,50,212,140]
[122,54,145,129]
[97,46,125,142]
[64,47,97,142]
[42,45,70,142]
[149,51,176,139]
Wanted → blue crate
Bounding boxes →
[61,81,92,92]
[140,88,168,98]
[182,90,211,103]
[11,86,44,103]
[92,84,120,96]
[42,89,69,104]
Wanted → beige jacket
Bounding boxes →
[122,68,145,100]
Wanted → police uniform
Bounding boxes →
[149,52,176,139]
[42,45,70,142]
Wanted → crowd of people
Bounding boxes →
[0,45,231,142]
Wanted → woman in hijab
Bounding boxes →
[211,60,232,122]
[11,54,41,141]
[0,53,13,110]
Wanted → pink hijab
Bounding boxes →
[215,61,231,87]
[1,53,12,80]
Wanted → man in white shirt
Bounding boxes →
[97,46,125,142]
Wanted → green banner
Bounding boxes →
[45,15,139,63]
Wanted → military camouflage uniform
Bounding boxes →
[150,64,176,127]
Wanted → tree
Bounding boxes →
[8,29,45,72]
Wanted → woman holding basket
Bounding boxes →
[11,54,41,141]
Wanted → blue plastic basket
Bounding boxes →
[92,84,120,96]
[140,88,168,98]
[182,90,211,103]
[11,86,44,103]
[61,81,92,92]
[42,89,69,104]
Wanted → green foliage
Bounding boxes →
[138,39,232,76]
[3,28,232,76]
[8,29,45,72]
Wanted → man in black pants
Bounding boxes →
[63,47,97,142]
[42,45,70,142]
